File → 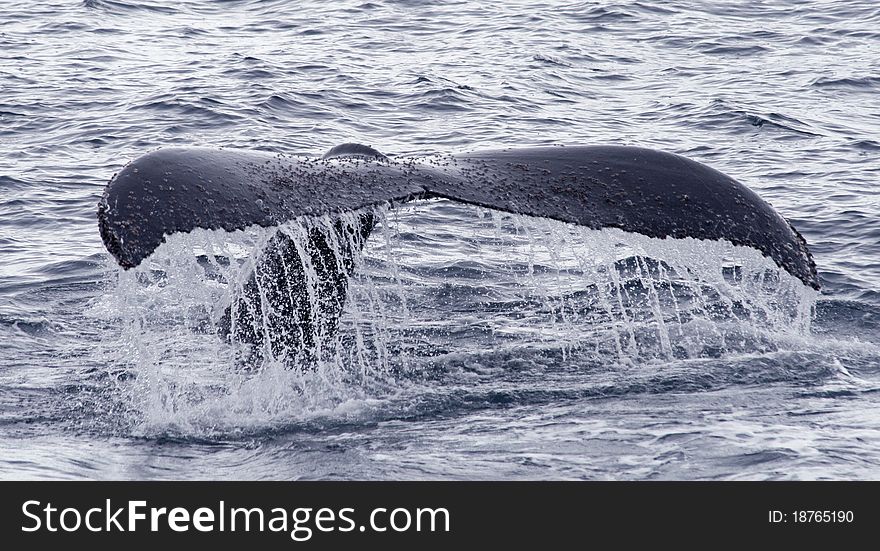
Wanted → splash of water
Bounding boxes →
[93,200,817,436]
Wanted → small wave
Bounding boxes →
[0,175,31,189]
[812,76,880,90]
[259,93,333,119]
[814,299,880,345]
[723,449,797,467]
[131,96,244,125]
[532,54,571,67]
[563,5,639,23]
[411,88,473,112]
[705,101,822,137]
[629,1,677,15]
[851,139,880,151]
[412,75,475,92]
[699,44,769,55]
[0,315,63,337]
[82,0,178,14]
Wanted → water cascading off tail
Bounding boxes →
[97,201,816,434]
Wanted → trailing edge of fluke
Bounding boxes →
[97,143,819,290]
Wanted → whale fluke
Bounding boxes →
[99,144,819,358]
[98,144,818,290]
[216,213,375,358]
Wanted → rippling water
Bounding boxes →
[1,0,879,480]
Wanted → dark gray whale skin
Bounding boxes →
[98,143,819,356]
[97,144,818,290]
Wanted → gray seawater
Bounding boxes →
[1,0,879,480]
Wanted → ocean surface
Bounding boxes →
[1,0,879,480]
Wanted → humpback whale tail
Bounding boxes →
[98,143,818,359]
[216,212,375,360]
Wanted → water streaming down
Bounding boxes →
[95,200,816,437]
[3,0,880,480]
